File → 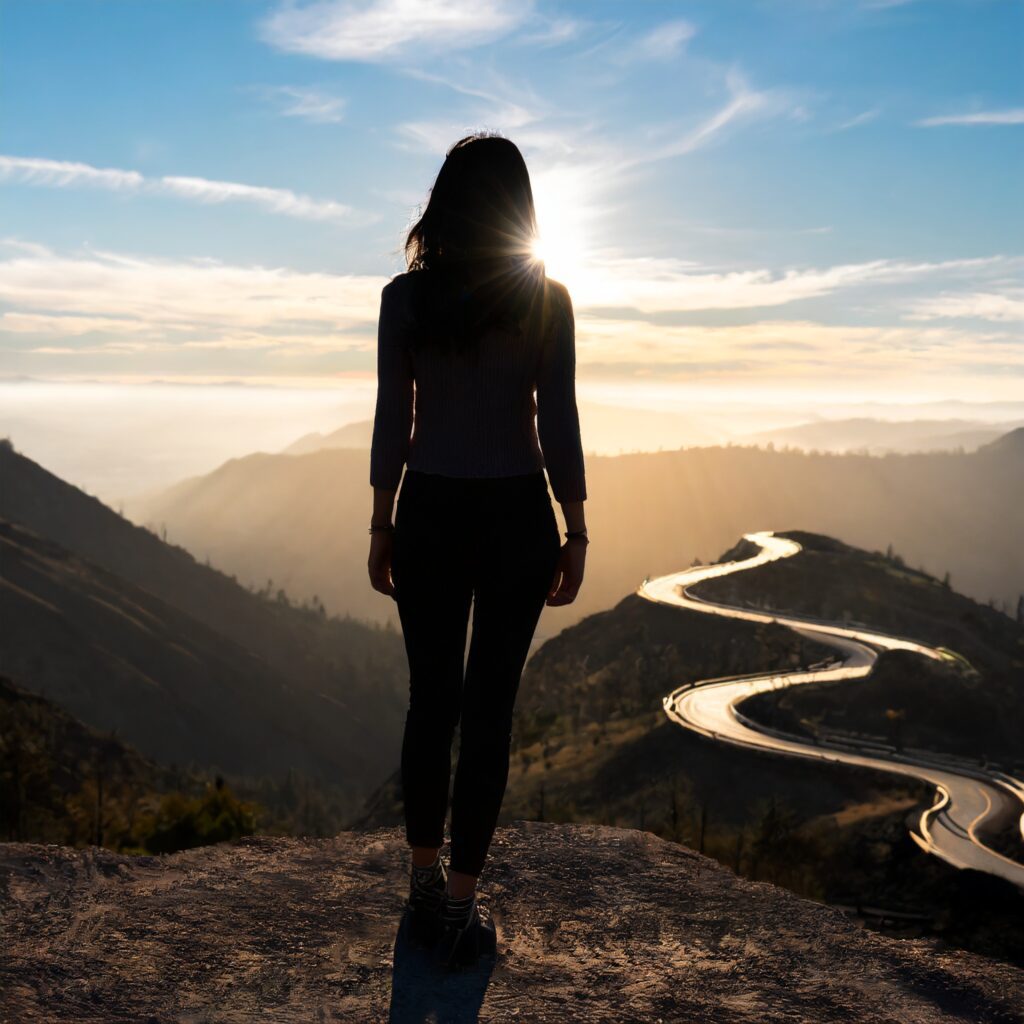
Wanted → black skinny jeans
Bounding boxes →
[391,467,562,877]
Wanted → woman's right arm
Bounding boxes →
[369,280,414,494]
[368,280,413,599]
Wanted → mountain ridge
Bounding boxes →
[0,444,410,816]
[121,430,1024,631]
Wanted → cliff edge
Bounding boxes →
[2,822,1021,1023]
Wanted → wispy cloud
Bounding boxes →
[258,0,530,62]
[0,155,364,224]
[620,69,783,168]
[0,240,387,355]
[575,316,1018,382]
[2,239,1012,354]
[398,64,543,116]
[0,155,144,190]
[834,108,880,131]
[612,19,696,64]
[570,252,1008,315]
[1,312,166,336]
[514,16,584,47]
[391,64,546,155]
[398,65,541,131]
[3,241,1017,390]
[916,108,1024,127]
[905,289,1024,323]
[249,84,348,124]
[159,176,357,222]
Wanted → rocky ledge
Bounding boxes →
[2,822,1021,1023]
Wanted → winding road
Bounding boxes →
[636,531,1024,889]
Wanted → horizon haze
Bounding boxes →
[2,0,1021,481]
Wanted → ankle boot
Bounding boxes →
[406,853,447,946]
[436,893,495,969]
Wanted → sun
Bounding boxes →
[529,172,590,292]
[530,232,578,277]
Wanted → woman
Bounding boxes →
[367,132,588,969]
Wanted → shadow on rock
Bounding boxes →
[388,908,496,1023]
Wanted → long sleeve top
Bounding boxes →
[369,270,587,503]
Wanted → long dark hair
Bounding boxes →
[402,132,551,356]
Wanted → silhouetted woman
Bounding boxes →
[367,133,588,968]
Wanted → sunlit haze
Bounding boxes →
[1,0,1021,498]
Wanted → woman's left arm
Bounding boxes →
[536,282,587,506]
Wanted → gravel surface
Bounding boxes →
[2,822,1022,1023]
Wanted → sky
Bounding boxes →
[1,0,1022,436]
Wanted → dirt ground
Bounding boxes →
[2,821,1022,1023]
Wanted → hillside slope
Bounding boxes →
[0,444,406,681]
[3,823,1022,1023]
[0,519,383,785]
[0,672,191,845]
[0,445,410,812]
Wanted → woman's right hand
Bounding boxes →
[368,531,397,600]
[546,540,586,606]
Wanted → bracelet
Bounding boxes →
[565,529,589,544]
[368,523,395,534]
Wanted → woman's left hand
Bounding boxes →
[547,539,586,606]
[368,532,397,600]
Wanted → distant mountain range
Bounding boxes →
[280,403,723,459]
[743,416,1024,455]
[281,412,1024,461]
[0,443,410,820]
[282,419,374,456]
[125,427,1024,632]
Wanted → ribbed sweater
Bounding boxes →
[369,271,587,504]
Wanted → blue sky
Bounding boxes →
[1,0,1021,402]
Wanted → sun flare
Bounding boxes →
[530,171,591,293]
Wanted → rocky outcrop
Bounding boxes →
[2,822,1021,1023]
